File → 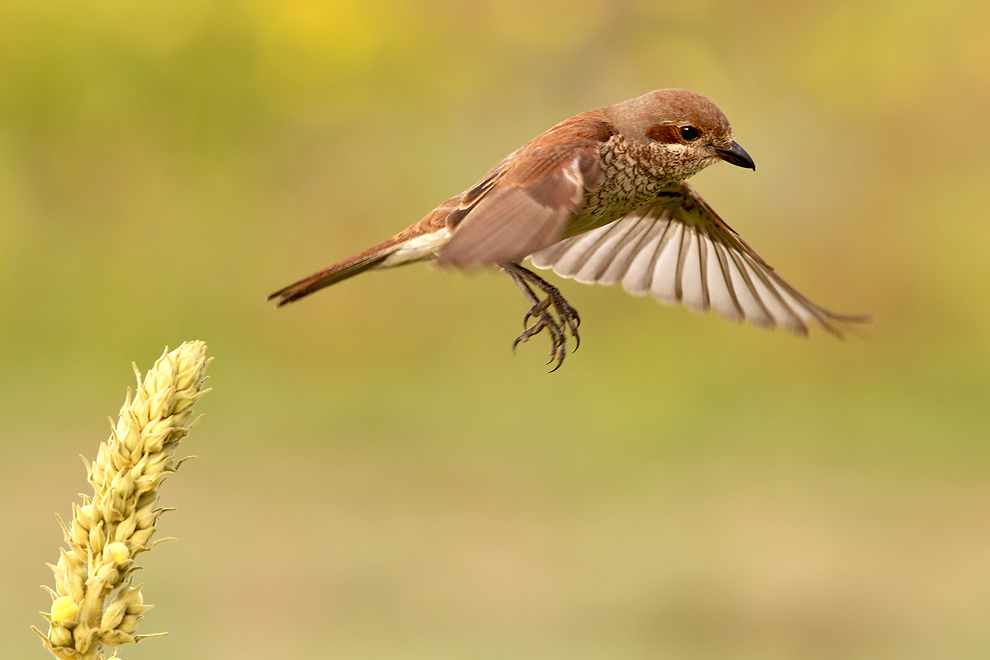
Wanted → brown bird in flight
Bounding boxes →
[269,89,862,369]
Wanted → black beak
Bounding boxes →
[714,141,756,170]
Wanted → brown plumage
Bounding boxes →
[269,89,865,369]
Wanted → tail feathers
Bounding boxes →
[267,247,394,307]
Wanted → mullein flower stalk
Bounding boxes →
[34,341,211,660]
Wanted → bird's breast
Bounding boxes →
[562,136,672,238]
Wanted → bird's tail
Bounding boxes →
[267,242,398,307]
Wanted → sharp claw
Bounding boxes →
[513,318,550,354]
[513,294,577,371]
[503,263,581,371]
[523,298,551,328]
[548,338,562,365]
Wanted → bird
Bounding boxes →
[268,89,864,370]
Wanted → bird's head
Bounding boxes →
[607,88,755,180]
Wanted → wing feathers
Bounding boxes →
[577,214,652,285]
[437,116,610,268]
[615,218,668,291]
[437,153,587,267]
[679,227,707,311]
[650,221,683,305]
[706,240,744,323]
[530,181,863,336]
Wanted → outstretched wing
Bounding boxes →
[436,115,612,268]
[530,182,864,336]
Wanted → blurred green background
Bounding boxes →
[3,0,990,657]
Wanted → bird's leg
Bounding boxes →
[504,263,581,349]
[504,265,563,363]
[501,262,581,371]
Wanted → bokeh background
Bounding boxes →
[3,0,990,657]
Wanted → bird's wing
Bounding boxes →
[530,182,864,336]
[436,116,612,268]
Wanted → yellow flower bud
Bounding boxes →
[112,514,137,543]
[100,594,128,631]
[100,629,136,646]
[117,613,141,634]
[134,501,157,528]
[93,562,119,584]
[172,392,198,413]
[124,589,146,613]
[105,542,130,564]
[48,624,74,647]
[148,387,173,423]
[51,596,79,625]
[89,522,107,555]
[121,424,142,453]
[129,526,155,549]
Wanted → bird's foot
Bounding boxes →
[503,263,581,372]
[513,298,566,367]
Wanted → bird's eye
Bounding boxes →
[680,126,700,141]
